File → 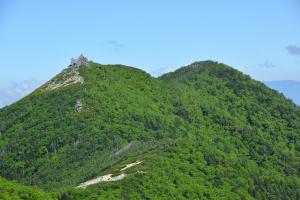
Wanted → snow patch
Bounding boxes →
[121,160,142,171]
[76,160,143,189]
[76,173,126,189]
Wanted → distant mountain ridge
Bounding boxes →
[264,80,300,105]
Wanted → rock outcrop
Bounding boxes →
[69,54,88,68]
[43,55,88,91]
[75,100,83,112]
[43,69,84,90]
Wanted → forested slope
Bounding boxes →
[0,177,54,200]
[0,61,299,199]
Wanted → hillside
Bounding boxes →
[0,176,54,200]
[0,59,299,199]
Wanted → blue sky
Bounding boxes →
[0,0,300,102]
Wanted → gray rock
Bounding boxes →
[75,100,83,112]
[69,54,88,68]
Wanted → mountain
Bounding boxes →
[264,80,300,106]
[0,58,299,199]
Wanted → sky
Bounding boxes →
[0,0,300,106]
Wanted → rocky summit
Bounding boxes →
[69,54,89,69]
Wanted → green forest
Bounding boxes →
[0,61,299,199]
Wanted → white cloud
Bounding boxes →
[151,65,176,77]
[0,79,43,108]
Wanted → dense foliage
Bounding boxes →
[0,177,54,200]
[0,61,299,199]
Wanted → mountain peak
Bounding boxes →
[159,60,221,81]
[188,60,218,67]
[69,54,89,69]
[42,55,88,91]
